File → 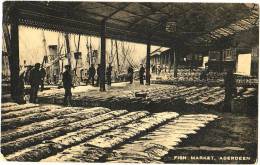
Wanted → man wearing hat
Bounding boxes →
[62,65,73,106]
[29,63,41,103]
[106,63,112,86]
[139,64,145,85]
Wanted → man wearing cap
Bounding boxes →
[128,65,134,84]
[139,64,145,85]
[96,64,101,87]
[40,67,46,91]
[224,68,236,112]
[29,63,41,103]
[62,65,73,106]
[87,64,96,86]
[106,63,112,86]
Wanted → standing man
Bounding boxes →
[18,71,26,104]
[139,64,145,85]
[40,67,46,91]
[128,65,134,84]
[164,64,168,73]
[157,65,162,75]
[200,68,208,81]
[62,65,73,106]
[96,64,101,87]
[87,64,96,86]
[151,64,156,73]
[106,63,112,86]
[224,68,236,112]
[53,74,57,85]
[29,63,41,103]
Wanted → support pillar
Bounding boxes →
[100,21,106,91]
[169,48,174,72]
[146,40,151,85]
[168,52,171,72]
[173,49,178,77]
[164,54,167,66]
[9,8,22,102]
[115,40,120,73]
[65,33,71,66]
[220,49,224,72]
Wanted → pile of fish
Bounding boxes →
[232,87,258,113]
[106,114,218,163]
[152,70,258,87]
[1,103,218,163]
[37,84,257,113]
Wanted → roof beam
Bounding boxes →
[215,29,230,36]
[19,1,131,25]
[71,2,84,10]
[244,3,259,15]
[101,2,160,24]
[190,12,257,44]
[16,2,133,29]
[128,3,170,29]
[150,4,196,32]
[220,28,234,35]
[139,3,169,15]
[71,8,132,25]
[103,3,130,22]
[232,23,249,30]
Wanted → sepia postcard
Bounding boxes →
[1,1,259,164]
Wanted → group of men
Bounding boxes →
[28,63,46,103]
[86,64,113,87]
[127,64,146,85]
[26,62,236,111]
[65,63,147,104]
[151,64,168,75]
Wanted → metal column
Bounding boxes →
[146,40,151,85]
[9,7,22,102]
[64,34,72,66]
[173,49,178,77]
[100,21,106,91]
[168,52,171,72]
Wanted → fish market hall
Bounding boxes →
[1,1,259,164]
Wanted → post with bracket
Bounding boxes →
[9,6,22,103]
[146,37,151,85]
[100,20,106,91]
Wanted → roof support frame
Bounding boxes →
[219,28,234,35]
[103,3,130,22]
[215,29,230,36]
[101,2,160,24]
[150,4,200,32]
[190,12,257,44]
[128,3,170,29]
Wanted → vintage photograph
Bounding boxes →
[1,1,259,164]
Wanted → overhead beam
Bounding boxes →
[128,3,169,29]
[9,7,22,103]
[23,1,133,26]
[71,2,85,10]
[3,24,11,54]
[64,33,71,65]
[150,4,196,32]
[146,38,151,85]
[103,3,130,22]
[139,3,172,16]
[102,2,160,24]
[190,12,255,44]
[100,20,106,91]
[219,28,234,35]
